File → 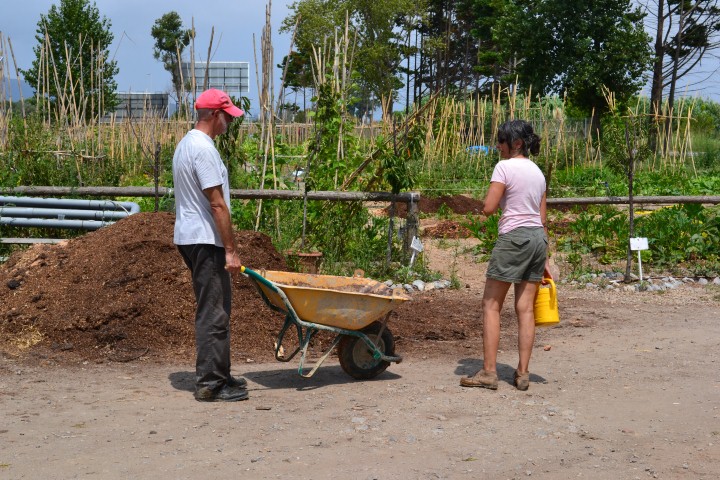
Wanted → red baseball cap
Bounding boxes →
[195,88,244,117]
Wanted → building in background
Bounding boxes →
[104,61,250,121]
[110,92,170,120]
[181,61,250,99]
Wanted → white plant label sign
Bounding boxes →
[630,237,649,251]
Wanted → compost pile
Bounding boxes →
[422,221,473,239]
[0,212,483,365]
[390,194,485,217]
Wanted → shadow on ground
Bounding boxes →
[455,357,547,387]
[169,365,402,393]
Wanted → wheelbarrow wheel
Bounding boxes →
[338,322,394,380]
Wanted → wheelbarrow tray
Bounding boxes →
[250,269,409,330]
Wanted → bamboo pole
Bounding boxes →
[203,27,214,92]
[254,1,277,232]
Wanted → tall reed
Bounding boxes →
[0,25,708,193]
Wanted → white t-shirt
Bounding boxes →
[490,158,546,235]
[172,129,230,247]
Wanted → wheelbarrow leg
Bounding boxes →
[297,331,343,378]
[274,314,303,362]
[360,313,402,364]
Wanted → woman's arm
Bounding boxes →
[482,182,505,216]
[540,191,553,281]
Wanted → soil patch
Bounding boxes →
[389,194,484,218]
[421,220,473,239]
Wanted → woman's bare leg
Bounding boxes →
[514,281,538,373]
[482,278,511,372]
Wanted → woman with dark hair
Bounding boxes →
[460,119,552,391]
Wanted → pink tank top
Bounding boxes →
[490,158,546,235]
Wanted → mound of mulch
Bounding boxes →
[0,213,289,364]
[390,195,485,218]
[0,212,487,366]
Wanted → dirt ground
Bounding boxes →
[2,198,720,479]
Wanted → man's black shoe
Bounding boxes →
[194,384,249,402]
[227,376,248,389]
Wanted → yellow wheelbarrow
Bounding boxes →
[241,266,410,379]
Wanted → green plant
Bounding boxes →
[598,111,653,175]
[449,272,462,289]
[688,176,720,195]
[636,204,719,269]
[391,262,442,285]
[447,242,463,289]
[463,213,499,261]
[561,251,600,279]
[560,206,629,259]
[690,133,720,171]
[687,260,720,278]
[230,199,260,231]
[305,81,359,192]
[436,203,452,220]
[378,130,420,195]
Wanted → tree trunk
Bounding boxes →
[624,122,636,283]
[665,1,686,149]
[649,0,665,153]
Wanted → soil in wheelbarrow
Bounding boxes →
[0,211,485,366]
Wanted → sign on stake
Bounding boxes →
[409,236,424,267]
[630,237,649,281]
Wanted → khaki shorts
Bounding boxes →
[486,227,547,283]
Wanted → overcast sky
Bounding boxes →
[2,0,719,111]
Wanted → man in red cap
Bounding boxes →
[172,89,248,402]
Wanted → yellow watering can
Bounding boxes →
[534,278,559,326]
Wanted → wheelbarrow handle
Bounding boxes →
[241,266,271,287]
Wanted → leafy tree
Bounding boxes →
[280,0,344,97]
[22,0,118,120]
[415,0,487,96]
[281,0,424,118]
[644,0,720,145]
[497,0,652,133]
[151,11,193,105]
[277,49,314,113]
[353,0,423,115]
[457,0,512,94]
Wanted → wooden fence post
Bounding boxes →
[403,192,420,257]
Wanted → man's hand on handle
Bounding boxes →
[225,251,242,274]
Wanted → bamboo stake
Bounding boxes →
[686,106,696,176]
[276,15,300,115]
[42,37,49,123]
[254,2,276,232]
[186,18,195,107]
[262,2,281,237]
[7,38,25,121]
[203,27,214,91]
